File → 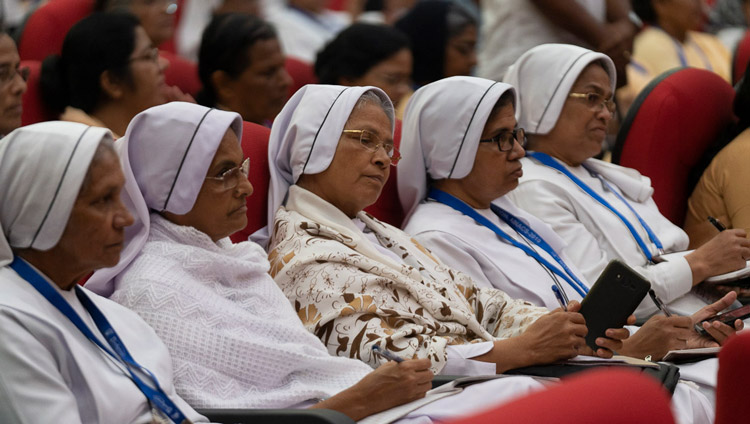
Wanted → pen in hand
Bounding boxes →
[551,285,568,312]
[648,289,672,317]
[372,345,404,363]
[708,216,726,232]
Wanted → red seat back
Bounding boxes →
[364,120,405,227]
[612,68,736,226]
[21,60,56,126]
[732,30,750,86]
[230,121,271,243]
[716,332,750,424]
[160,50,201,97]
[18,0,95,61]
[285,57,318,97]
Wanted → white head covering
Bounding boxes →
[397,76,517,222]
[504,43,616,135]
[0,122,113,267]
[86,102,242,296]
[265,84,394,235]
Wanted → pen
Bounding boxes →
[372,345,404,363]
[648,289,672,317]
[708,216,726,232]
[551,285,568,311]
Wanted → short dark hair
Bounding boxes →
[197,13,277,107]
[315,23,410,85]
[40,12,140,115]
[632,0,657,24]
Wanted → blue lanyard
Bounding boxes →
[9,257,190,424]
[656,26,712,71]
[527,152,664,262]
[428,189,589,298]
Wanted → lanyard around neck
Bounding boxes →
[428,188,589,298]
[9,257,190,424]
[526,151,663,262]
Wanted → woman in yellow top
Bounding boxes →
[619,0,731,110]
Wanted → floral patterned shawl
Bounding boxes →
[269,185,547,374]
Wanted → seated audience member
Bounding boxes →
[0,31,26,137]
[197,13,292,125]
[706,0,750,51]
[86,101,554,422]
[620,0,731,110]
[266,0,350,63]
[504,43,750,318]
[316,22,412,107]
[0,121,206,423]
[685,62,750,248]
[40,13,173,137]
[264,84,633,378]
[95,0,178,50]
[396,78,740,419]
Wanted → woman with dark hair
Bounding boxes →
[95,0,178,50]
[40,13,169,137]
[197,13,292,125]
[685,61,750,247]
[394,0,477,87]
[316,23,412,106]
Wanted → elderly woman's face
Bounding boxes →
[54,147,134,271]
[543,63,613,166]
[165,129,253,241]
[298,102,393,218]
[348,48,413,105]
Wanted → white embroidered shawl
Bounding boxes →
[110,214,372,409]
[269,186,547,374]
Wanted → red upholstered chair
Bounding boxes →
[612,67,736,226]
[230,121,271,243]
[18,0,95,61]
[732,30,750,86]
[364,120,405,228]
[447,369,675,424]
[160,50,202,97]
[21,60,55,126]
[715,332,750,424]
[285,57,318,97]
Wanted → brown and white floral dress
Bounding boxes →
[269,186,547,374]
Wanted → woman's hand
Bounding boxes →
[686,229,750,285]
[619,315,692,360]
[687,292,744,348]
[514,300,589,365]
[577,312,635,358]
[313,358,433,420]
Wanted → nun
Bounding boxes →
[265,83,634,383]
[0,122,206,423]
[504,43,750,318]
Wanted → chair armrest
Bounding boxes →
[196,408,355,424]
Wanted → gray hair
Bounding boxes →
[349,90,395,129]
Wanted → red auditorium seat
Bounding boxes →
[612,67,736,226]
[230,121,271,243]
[285,57,318,97]
[160,50,202,97]
[364,120,405,228]
[716,332,750,424]
[21,60,55,126]
[18,0,95,62]
[732,30,750,86]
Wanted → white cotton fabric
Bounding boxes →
[264,84,394,243]
[0,122,112,266]
[110,213,373,408]
[397,76,517,221]
[504,43,616,135]
[86,102,242,296]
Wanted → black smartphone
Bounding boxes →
[579,260,651,351]
[695,304,750,336]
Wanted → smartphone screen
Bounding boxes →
[695,304,750,335]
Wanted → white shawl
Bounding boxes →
[0,122,112,266]
[110,213,372,409]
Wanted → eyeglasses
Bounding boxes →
[205,158,250,191]
[342,129,401,166]
[0,65,29,86]
[568,92,616,114]
[129,47,160,64]
[479,128,526,152]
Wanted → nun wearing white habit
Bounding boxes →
[265,84,637,385]
[84,101,551,424]
[0,122,206,424]
[504,44,750,319]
